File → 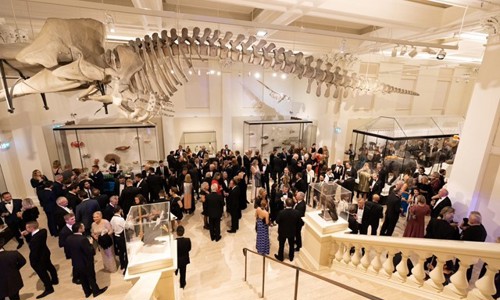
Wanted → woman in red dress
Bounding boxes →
[403,194,431,238]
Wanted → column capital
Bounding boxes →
[481,15,500,37]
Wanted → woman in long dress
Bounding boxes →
[91,211,117,272]
[403,195,431,238]
[183,174,193,214]
[250,160,261,203]
[255,199,270,255]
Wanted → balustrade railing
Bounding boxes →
[329,232,500,300]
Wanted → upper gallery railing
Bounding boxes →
[329,232,500,300]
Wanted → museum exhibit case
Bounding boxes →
[53,123,160,176]
[179,131,217,155]
[125,202,174,275]
[350,116,463,175]
[308,181,352,222]
[243,119,315,157]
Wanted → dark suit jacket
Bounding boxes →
[39,189,57,213]
[176,237,191,266]
[53,205,71,233]
[120,186,141,216]
[294,178,308,194]
[294,201,306,226]
[90,171,104,192]
[0,199,22,226]
[226,186,240,214]
[102,204,115,221]
[0,250,26,298]
[205,192,224,219]
[58,225,73,259]
[147,174,163,201]
[362,201,383,228]
[156,166,169,177]
[385,192,402,221]
[341,178,356,194]
[431,197,452,219]
[332,165,344,180]
[425,219,459,240]
[28,228,52,267]
[65,234,95,272]
[65,191,80,211]
[137,179,150,202]
[276,207,301,238]
[52,182,65,198]
[75,199,100,230]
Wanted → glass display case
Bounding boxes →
[350,116,463,176]
[308,182,352,222]
[243,119,315,157]
[125,202,174,275]
[179,131,217,155]
[53,123,160,176]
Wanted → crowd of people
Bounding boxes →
[0,141,497,299]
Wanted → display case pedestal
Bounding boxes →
[298,211,348,270]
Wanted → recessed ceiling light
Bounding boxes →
[256,30,267,37]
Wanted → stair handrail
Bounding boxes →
[242,247,382,300]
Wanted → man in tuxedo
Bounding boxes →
[66,222,107,298]
[261,159,271,195]
[361,194,384,235]
[81,180,93,200]
[275,198,301,262]
[175,225,191,289]
[38,181,58,236]
[135,174,149,203]
[0,192,24,248]
[293,172,308,194]
[52,174,66,198]
[332,160,345,181]
[65,184,80,211]
[24,221,58,299]
[430,188,452,219]
[344,162,357,180]
[174,145,184,158]
[156,160,170,191]
[340,172,356,200]
[167,151,177,171]
[103,195,118,221]
[197,146,208,159]
[222,144,231,157]
[380,188,402,236]
[0,238,26,300]
[368,173,383,201]
[75,190,100,236]
[113,175,126,198]
[89,165,104,193]
[293,192,306,252]
[147,167,163,202]
[119,179,141,216]
[54,196,72,233]
[226,179,240,233]
[58,213,80,284]
[92,188,108,210]
[205,184,224,241]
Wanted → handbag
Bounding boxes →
[97,234,113,250]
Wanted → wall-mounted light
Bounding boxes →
[0,141,11,150]
[408,47,418,58]
[436,49,446,60]
[400,45,408,56]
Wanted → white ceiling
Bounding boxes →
[1,0,499,68]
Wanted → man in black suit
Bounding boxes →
[293,172,308,194]
[23,221,58,299]
[205,184,224,241]
[0,192,24,249]
[89,165,104,193]
[332,160,344,181]
[175,226,191,289]
[361,194,383,235]
[103,195,118,221]
[119,179,141,217]
[226,179,240,233]
[135,174,149,202]
[92,188,108,210]
[147,167,163,202]
[167,151,177,172]
[275,198,300,262]
[380,188,402,236]
[293,192,306,252]
[261,159,271,195]
[38,181,58,236]
[75,190,100,236]
[66,222,107,298]
[340,172,356,200]
[52,174,66,198]
[368,173,383,201]
[156,160,170,191]
[65,184,80,211]
[430,188,452,219]
[0,238,26,300]
[54,196,72,233]
[58,213,80,284]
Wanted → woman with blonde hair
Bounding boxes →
[183,174,193,214]
[17,198,40,230]
[91,211,117,272]
[255,199,270,255]
[254,188,267,209]
[199,182,210,229]
[250,160,261,203]
[52,160,62,178]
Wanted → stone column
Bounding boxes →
[221,72,233,148]
[447,16,500,218]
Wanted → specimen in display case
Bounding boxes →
[308,182,352,222]
[243,119,315,157]
[0,18,419,122]
[179,131,217,155]
[125,202,174,275]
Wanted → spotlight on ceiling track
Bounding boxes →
[436,49,446,60]
[256,30,267,37]
[400,45,407,56]
[391,46,398,57]
[409,47,418,58]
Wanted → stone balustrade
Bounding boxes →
[329,232,500,300]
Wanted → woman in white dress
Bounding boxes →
[91,211,117,273]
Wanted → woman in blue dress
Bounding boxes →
[255,199,270,255]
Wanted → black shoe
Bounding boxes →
[215,236,221,242]
[294,247,301,252]
[274,254,283,262]
[52,278,59,285]
[72,278,81,285]
[84,292,92,298]
[289,257,294,262]
[227,230,236,233]
[93,287,108,297]
[36,289,54,299]
[203,225,210,230]
[16,241,24,249]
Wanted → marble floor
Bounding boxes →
[3,192,414,300]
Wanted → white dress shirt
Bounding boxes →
[4,201,13,214]
[110,214,126,236]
